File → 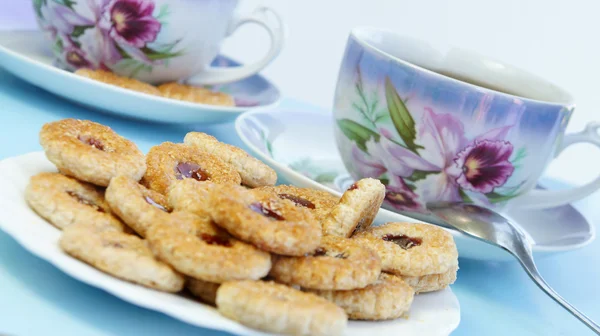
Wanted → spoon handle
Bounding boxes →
[517,254,600,334]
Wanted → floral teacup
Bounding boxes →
[32,0,285,85]
[333,27,600,216]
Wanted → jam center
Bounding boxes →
[144,196,169,212]
[199,233,232,247]
[249,202,285,221]
[348,183,359,191]
[67,191,104,213]
[382,234,422,250]
[78,135,105,151]
[175,162,209,182]
[311,247,348,259]
[278,193,315,209]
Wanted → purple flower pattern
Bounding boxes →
[35,0,179,71]
[339,78,521,212]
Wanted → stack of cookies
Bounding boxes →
[25,118,459,336]
[75,69,235,106]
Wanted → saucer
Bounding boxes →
[0,31,281,124]
[235,104,596,261]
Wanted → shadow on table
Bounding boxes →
[0,230,233,336]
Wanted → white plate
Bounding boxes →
[234,105,596,261]
[0,31,281,124]
[0,152,460,336]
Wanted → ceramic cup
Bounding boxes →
[32,0,285,85]
[333,26,600,217]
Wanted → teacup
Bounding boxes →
[32,0,285,85]
[333,26,600,217]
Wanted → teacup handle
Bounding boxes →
[516,122,600,209]
[185,7,285,86]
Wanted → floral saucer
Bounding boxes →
[0,30,281,124]
[235,104,595,261]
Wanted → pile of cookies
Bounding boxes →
[75,69,235,106]
[25,118,458,336]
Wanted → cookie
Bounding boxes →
[352,222,458,277]
[25,172,124,231]
[254,185,339,222]
[158,82,235,106]
[167,178,213,218]
[106,175,171,237]
[146,219,271,283]
[59,224,184,292]
[308,273,414,320]
[269,235,381,290]
[184,132,277,188]
[400,265,458,293]
[216,280,347,336]
[75,68,161,96]
[209,184,321,256]
[321,178,385,237]
[187,278,220,305]
[143,142,241,195]
[39,119,146,187]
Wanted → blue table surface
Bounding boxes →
[0,68,598,336]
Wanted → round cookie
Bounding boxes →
[254,185,339,222]
[308,273,414,320]
[167,178,214,218]
[352,222,458,277]
[184,132,277,188]
[146,219,271,283]
[25,172,124,231]
[269,235,381,290]
[321,178,385,237]
[209,184,321,256]
[106,175,171,237]
[59,224,184,292]
[39,119,146,186]
[401,265,458,293]
[75,68,162,96]
[187,278,220,306]
[216,280,347,336]
[143,142,240,195]
[158,82,235,106]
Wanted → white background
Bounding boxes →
[2,0,600,185]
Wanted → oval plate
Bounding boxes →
[0,31,281,124]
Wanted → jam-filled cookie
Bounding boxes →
[216,280,347,336]
[39,119,146,186]
[353,222,458,277]
[146,219,271,283]
[75,68,162,96]
[187,278,220,306]
[400,265,458,293]
[308,273,414,320]
[321,178,385,237]
[158,82,235,106]
[106,175,172,237]
[253,185,339,222]
[143,142,240,195]
[184,132,277,188]
[25,172,124,231]
[269,235,381,290]
[209,184,321,256]
[60,224,184,292]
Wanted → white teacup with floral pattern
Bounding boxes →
[32,0,285,85]
[333,27,600,216]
